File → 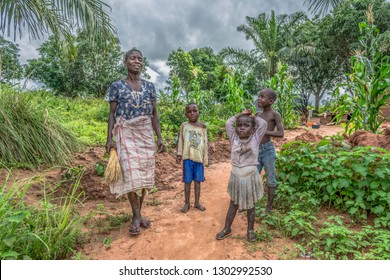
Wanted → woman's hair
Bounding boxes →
[236,114,256,128]
[124,48,143,60]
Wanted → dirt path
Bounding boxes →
[81,161,272,260]
[79,123,345,260]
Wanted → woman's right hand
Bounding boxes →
[105,139,116,154]
[176,155,182,164]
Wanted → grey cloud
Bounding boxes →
[4,0,308,90]
[107,0,307,61]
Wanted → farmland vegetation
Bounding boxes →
[0,0,389,260]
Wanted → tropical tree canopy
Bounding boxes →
[0,36,23,82]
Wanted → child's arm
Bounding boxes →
[202,124,209,167]
[225,115,238,141]
[265,112,284,138]
[176,123,185,164]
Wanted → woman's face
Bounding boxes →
[125,51,143,73]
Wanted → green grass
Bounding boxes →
[0,168,86,260]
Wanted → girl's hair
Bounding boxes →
[124,48,143,60]
[237,114,256,127]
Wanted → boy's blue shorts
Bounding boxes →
[183,159,205,183]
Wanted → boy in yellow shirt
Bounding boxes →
[176,103,209,213]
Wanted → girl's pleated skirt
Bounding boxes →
[227,165,264,210]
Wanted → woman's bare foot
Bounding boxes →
[194,203,206,211]
[180,203,190,213]
[140,217,151,228]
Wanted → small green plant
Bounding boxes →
[302,216,390,260]
[95,163,105,176]
[255,225,274,242]
[101,237,112,249]
[220,71,255,116]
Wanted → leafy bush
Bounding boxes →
[277,137,390,226]
[303,216,390,260]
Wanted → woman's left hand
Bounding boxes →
[157,139,166,153]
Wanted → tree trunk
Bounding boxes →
[314,93,320,112]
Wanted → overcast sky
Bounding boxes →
[5,0,309,89]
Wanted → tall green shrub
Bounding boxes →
[0,86,82,167]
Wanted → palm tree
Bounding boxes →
[220,10,307,80]
[304,0,343,15]
[0,0,116,47]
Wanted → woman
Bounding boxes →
[105,48,165,235]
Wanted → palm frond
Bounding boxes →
[0,0,116,48]
[304,0,343,16]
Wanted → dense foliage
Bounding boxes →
[276,137,390,227]
[0,36,23,83]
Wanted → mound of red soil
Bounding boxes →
[208,139,230,163]
[155,152,181,189]
[349,126,390,151]
[294,131,323,143]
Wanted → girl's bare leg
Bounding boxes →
[216,200,238,240]
[247,207,256,242]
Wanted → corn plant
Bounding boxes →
[220,71,254,116]
[335,6,390,135]
[264,64,300,129]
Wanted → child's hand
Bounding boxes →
[241,109,253,115]
[176,155,182,164]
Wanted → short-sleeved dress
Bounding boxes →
[105,79,157,198]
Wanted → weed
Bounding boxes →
[101,237,112,249]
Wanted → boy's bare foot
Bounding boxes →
[180,203,190,213]
[194,203,206,211]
